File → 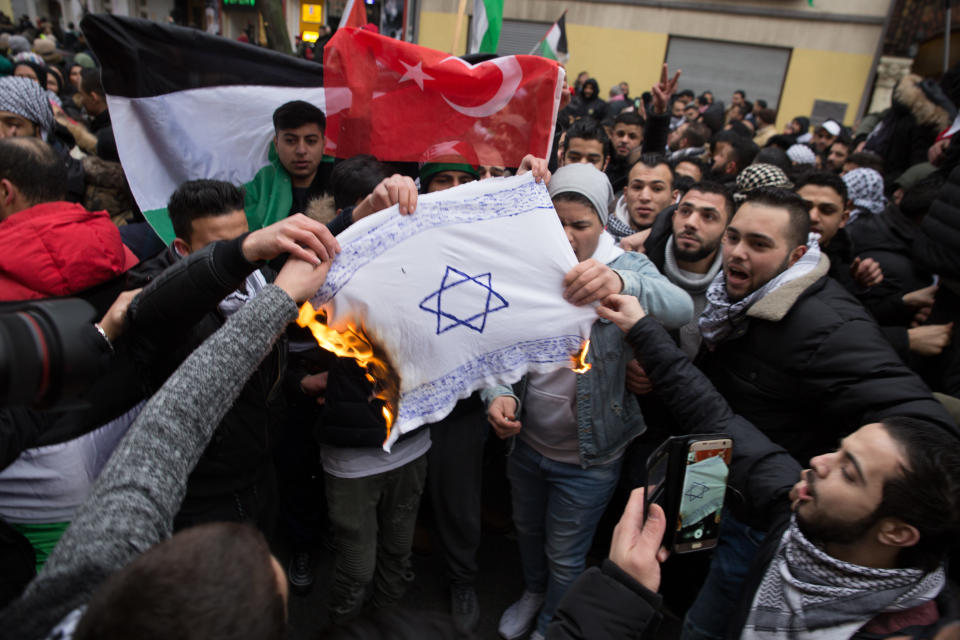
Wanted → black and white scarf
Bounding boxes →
[698,236,821,347]
[741,517,946,640]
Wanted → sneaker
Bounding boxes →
[498,590,544,640]
[450,584,480,635]
[529,632,545,640]
[287,550,314,593]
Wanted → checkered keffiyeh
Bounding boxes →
[787,144,816,166]
[734,163,793,201]
[843,167,885,224]
[0,76,55,141]
[742,516,946,640]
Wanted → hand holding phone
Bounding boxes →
[644,435,733,553]
[609,488,670,592]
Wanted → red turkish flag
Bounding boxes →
[323,28,565,167]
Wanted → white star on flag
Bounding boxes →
[398,60,434,91]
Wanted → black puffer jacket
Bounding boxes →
[848,203,932,294]
[696,254,956,465]
[865,74,953,184]
[126,237,285,498]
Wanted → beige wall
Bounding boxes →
[419,0,885,128]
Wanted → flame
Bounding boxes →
[297,301,399,442]
[571,340,592,374]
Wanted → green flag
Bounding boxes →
[469,0,503,54]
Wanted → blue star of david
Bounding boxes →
[419,266,509,335]
[685,481,708,501]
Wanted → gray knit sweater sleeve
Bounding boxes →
[0,284,298,640]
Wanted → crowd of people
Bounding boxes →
[2,11,960,640]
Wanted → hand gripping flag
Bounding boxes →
[82,14,325,243]
[323,27,565,167]
[309,173,596,450]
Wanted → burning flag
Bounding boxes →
[308,173,596,449]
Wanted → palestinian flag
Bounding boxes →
[468,0,503,55]
[81,14,325,243]
[531,12,569,64]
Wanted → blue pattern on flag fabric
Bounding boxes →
[313,179,555,304]
[419,266,509,335]
[395,334,585,427]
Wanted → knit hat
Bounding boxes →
[734,163,793,201]
[8,35,30,55]
[0,76,55,140]
[73,52,96,69]
[787,144,816,166]
[547,163,615,225]
[843,168,885,215]
[418,140,480,192]
[32,38,55,55]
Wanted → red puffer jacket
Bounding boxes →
[0,202,138,301]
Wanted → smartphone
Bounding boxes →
[644,435,733,553]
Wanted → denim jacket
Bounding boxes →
[481,251,693,468]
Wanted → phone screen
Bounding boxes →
[674,442,731,551]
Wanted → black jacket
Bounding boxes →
[551,317,956,640]
[847,204,932,295]
[696,254,956,465]
[126,237,285,498]
[549,315,800,639]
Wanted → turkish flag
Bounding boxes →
[323,28,565,167]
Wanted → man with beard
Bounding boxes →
[549,290,960,639]
[684,186,954,640]
[710,130,758,184]
[638,182,734,358]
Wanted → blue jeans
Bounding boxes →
[681,511,767,640]
[508,439,622,636]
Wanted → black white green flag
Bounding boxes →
[81,14,325,243]
[531,11,569,65]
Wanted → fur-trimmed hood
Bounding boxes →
[304,195,337,224]
[746,253,830,322]
[893,74,954,130]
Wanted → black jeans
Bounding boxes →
[427,399,489,586]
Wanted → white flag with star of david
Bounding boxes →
[311,173,596,449]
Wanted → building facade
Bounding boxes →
[418,0,891,130]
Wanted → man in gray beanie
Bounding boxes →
[485,162,692,640]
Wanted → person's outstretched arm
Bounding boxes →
[0,258,328,640]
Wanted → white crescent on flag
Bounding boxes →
[439,56,523,118]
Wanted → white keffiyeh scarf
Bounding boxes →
[741,516,946,640]
[699,235,821,347]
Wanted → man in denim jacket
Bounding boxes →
[482,163,692,640]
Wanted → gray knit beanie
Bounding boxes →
[547,163,614,225]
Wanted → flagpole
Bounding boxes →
[452,0,468,54]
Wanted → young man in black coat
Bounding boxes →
[548,293,960,640]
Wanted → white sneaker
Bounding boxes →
[498,590,545,640]
[529,632,545,640]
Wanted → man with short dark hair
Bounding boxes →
[826,135,852,173]
[558,118,609,172]
[667,121,710,163]
[78,68,109,135]
[642,181,734,357]
[684,186,955,640]
[710,130,758,183]
[607,154,677,241]
[245,100,329,230]
[551,291,960,639]
[605,112,645,191]
[794,171,950,359]
[752,107,778,147]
